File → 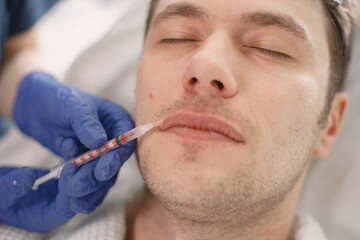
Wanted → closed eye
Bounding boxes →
[159,38,291,61]
[160,38,198,44]
[250,47,291,60]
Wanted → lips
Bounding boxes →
[159,113,245,143]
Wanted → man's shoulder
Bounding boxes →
[292,211,328,240]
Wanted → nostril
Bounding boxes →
[191,78,198,84]
[212,80,224,90]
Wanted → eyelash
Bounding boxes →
[160,38,197,44]
[250,47,291,60]
[160,39,291,60]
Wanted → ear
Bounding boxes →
[314,92,347,158]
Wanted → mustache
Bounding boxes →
[151,94,256,138]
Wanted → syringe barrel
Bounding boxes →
[31,122,155,190]
[115,123,153,145]
[71,137,120,167]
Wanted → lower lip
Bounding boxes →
[164,127,236,142]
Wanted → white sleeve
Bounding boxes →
[292,212,328,240]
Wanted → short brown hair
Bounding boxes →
[321,0,358,117]
[145,0,358,116]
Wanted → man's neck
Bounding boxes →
[126,190,297,240]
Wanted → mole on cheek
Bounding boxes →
[149,93,154,100]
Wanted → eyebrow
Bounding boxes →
[151,3,309,42]
[152,3,209,26]
[241,12,308,40]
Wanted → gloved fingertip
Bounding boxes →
[69,198,81,213]
[70,199,93,214]
[67,184,93,198]
[90,133,107,149]
[61,138,81,160]
[127,141,136,154]
[78,119,107,149]
[70,189,108,214]
[60,163,78,179]
[4,167,37,198]
[95,151,123,181]
[59,163,78,195]
[18,167,37,193]
[66,161,102,197]
[84,195,107,214]
[94,167,110,182]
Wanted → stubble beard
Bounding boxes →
[135,94,322,227]
[137,124,319,230]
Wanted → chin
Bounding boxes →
[137,135,251,223]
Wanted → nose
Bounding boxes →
[182,37,237,98]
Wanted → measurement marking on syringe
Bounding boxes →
[31,122,159,190]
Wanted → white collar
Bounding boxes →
[292,211,328,240]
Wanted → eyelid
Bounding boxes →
[244,39,293,54]
[242,39,295,61]
[161,30,198,38]
[160,38,198,44]
[250,47,291,60]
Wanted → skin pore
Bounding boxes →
[130,0,348,239]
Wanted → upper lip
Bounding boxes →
[159,112,245,143]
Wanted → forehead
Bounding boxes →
[153,0,327,23]
[151,0,329,46]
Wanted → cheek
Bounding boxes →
[239,69,325,160]
[252,72,322,129]
[135,59,185,124]
[135,63,154,124]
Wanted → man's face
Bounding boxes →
[135,0,330,222]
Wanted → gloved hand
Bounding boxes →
[13,71,135,210]
[0,164,113,233]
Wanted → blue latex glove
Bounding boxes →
[13,71,135,206]
[0,164,115,233]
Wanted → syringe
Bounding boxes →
[32,121,159,190]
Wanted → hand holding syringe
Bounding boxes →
[32,121,159,190]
